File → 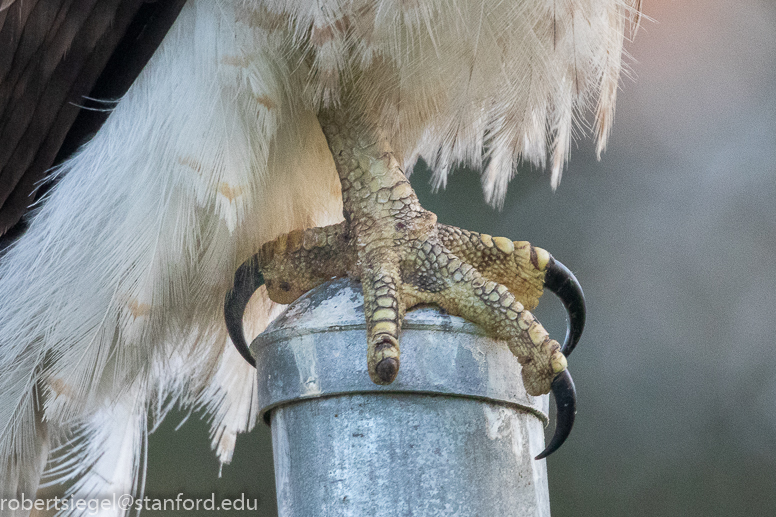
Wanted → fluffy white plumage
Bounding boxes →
[0,0,638,512]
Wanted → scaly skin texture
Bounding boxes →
[253,106,568,396]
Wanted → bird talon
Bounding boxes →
[543,257,586,356]
[535,369,577,460]
[224,106,586,459]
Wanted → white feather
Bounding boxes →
[0,0,638,512]
[259,0,640,201]
[45,385,146,517]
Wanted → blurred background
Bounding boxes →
[144,0,776,515]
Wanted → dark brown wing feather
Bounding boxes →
[0,0,185,239]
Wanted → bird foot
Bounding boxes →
[224,107,585,458]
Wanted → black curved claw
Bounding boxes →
[224,256,265,367]
[544,257,586,356]
[534,369,577,460]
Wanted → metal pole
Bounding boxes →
[253,279,551,517]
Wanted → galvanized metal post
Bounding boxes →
[252,279,552,517]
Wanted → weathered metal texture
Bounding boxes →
[253,278,551,517]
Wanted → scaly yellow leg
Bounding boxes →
[225,105,585,458]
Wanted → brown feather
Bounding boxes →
[0,0,186,236]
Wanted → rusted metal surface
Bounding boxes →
[253,278,551,516]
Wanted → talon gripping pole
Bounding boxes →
[225,255,584,462]
[534,256,585,458]
[249,279,554,516]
